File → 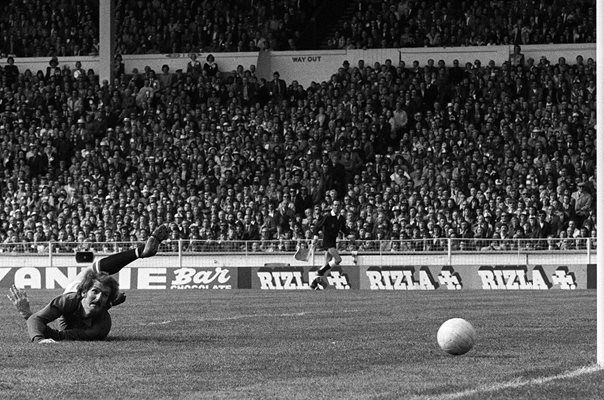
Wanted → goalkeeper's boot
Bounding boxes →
[141,225,169,258]
[310,276,324,290]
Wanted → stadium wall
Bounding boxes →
[0,252,596,291]
[1,43,595,88]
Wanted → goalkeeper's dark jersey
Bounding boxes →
[27,292,111,343]
[314,211,349,249]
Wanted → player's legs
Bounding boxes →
[95,248,140,275]
[63,225,169,296]
[321,247,341,273]
[63,249,140,294]
[323,250,333,265]
[326,248,342,265]
[310,248,341,289]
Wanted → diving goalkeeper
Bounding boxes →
[7,225,169,343]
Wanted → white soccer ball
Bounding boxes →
[437,318,476,355]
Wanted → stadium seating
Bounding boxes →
[0,2,596,254]
[0,50,595,253]
[325,0,596,49]
[0,0,98,57]
[113,0,311,53]
[0,0,595,57]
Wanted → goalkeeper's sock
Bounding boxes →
[318,259,338,276]
[95,248,141,275]
[317,264,331,276]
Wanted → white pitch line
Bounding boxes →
[141,320,172,326]
[423,365,602,400]
[132,309,360,326]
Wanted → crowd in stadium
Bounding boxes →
[0,1,597,254]
[326,0,595,49]
[0,0,595,57]
[0,0,99,57]
[0,0,310,57]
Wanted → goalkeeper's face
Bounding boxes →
[81,281,112,317]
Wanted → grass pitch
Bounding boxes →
[1,289,602,399]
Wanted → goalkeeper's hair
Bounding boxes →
[77,270,119,304]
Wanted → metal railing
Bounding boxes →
[0,238,594,256]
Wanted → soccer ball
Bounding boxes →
[437,318,476,355]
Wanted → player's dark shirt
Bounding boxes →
[27,292,112,343]
[314,211,349,249]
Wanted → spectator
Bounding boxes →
[186,54,202,77]
[158,64,173,89]
[510,45,525,67]
[203,54,219,78]
[114,54,125,78]
[269,71,287,102]
[573,182,593,225]
[4,56,19,84]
